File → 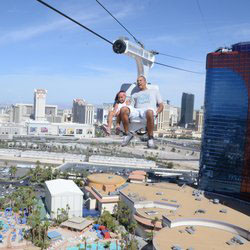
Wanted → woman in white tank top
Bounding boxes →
[101,91,130,135]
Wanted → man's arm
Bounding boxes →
[155,89,163,116]
[156,102,164,117]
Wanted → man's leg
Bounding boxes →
[146,110,154,137]
[146,110,157,149]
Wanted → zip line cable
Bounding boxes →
[96,0,202,63]
[195,0,214,47]
[36,0,113,45]
[156,52,202,63]
[35,0,204,75]
[95,0,144,48]
[154,61,204,75]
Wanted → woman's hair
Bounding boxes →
[114,90,126,106]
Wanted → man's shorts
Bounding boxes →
[128,106,156,121]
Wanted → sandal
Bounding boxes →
[101,124,111,135]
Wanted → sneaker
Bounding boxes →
[115,126,121,135]
[101,124,111,135]
[147,139,157,149]
[121,133,134,147]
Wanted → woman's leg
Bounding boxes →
[107,110,115,129]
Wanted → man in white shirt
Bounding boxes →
[120,75,164,148]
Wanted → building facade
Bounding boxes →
[199,42,250,201]
[45,179,83,219]
[180,92,194,127]
[156,101,170,131]
[169,105,179,126]
[195,108,204,133]
[27,121,95,138]
[10,104,33,123]
[73,99,94,125]
[34,89,47,121]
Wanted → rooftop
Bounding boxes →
[60,217,93,231]
[45,179,83,196]
[128,174,145,181]
[87,173,126,186]
[153,226,250,250]
[120,183,250,248]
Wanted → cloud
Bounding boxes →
[0,19,66,45]
[0,2,136,46]
[210,22,250,44]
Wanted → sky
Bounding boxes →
[1,0,250,109]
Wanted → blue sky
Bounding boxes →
[1,0,250,109]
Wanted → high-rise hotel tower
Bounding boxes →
[34,89,47,121]
[199,42,250,201]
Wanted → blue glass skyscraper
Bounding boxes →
[199,42,250,201]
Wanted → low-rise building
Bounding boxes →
[89,155,156,169]
[45,179,83,219]
[120,182,250,246]
[0,121,95,138]
[83,173,126,214]
[118,182,250,249]
[128,170,147,183]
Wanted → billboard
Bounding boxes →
[76,129,83,134]
[41,127,48,133]
[59,128,66,135]
[30,127,37,133]
[67,128,74,135]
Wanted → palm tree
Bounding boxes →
[42,220,50,245]
[9,165,17,179]
[66,204,70,218]
[53,169,60,179]
[34,162,41,182]
[4,160,8,167]
[82,236,87,249]
[104,241,111,249]
[94,238,99,250]
[128,221,137,240]
[151,216,159,236]
[62,171,69,179]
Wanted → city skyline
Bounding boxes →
[1,0,250,108]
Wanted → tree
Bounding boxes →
[113,201,132,229]
[53,169,60,179]
[151,216,159,237]
[128,221,137,239]
[171,147,176,152]
[167,162,174,169]
[104,241,111,249]
[82,236,87,249]
[98,211,117,232]
[0,198,5,210]
[146,231,154,242]
[94,238,99,250]
[127,239,138,250]
[9,165,17,179]
[4,160,8,168]
[42,220,50,246]
[62,171,69,179]
[79,169,89,178]
[33,161,42,182]
[26,203,50,249]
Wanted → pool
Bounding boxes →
[67,241,121,250]
[0,220,8,230]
